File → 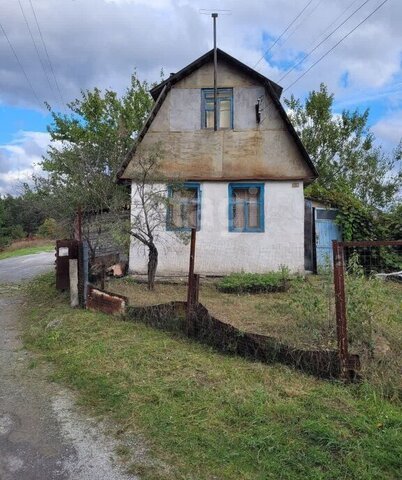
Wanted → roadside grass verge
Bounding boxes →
[0,239,54,260]
[23,273,402,479]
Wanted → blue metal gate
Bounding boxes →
[315,208,342,269]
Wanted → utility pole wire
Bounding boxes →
[278,0,371,83]
[308,0,362,51]
[0,22,43,108]
[28,0,66,107]
[17,0,57,105]
[253,0,315,69]
[284,0,390,92]
[276,0,325,54]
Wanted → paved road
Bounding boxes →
[0,254,138,479]
[0,251,55,283]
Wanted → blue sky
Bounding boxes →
[1,0,401,195]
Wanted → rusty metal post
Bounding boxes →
[74,206,83,242]
[333,240,349,379]
[186,228,197,334]
[212,13,218,131]
[100,262,106,291]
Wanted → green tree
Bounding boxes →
[285,84,402,209]
[38,73,154,254]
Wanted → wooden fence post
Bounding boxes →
[332,240,349,379]
[186,228,198,334]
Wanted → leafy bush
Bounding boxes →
[9,224,26,240]
[0,235,11,251]
[37,218,60,238]
[216,269,290,294]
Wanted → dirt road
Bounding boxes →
[0,254,137,479]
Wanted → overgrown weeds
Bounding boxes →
[216,268,290,294]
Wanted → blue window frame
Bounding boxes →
[201,88,233,129]
[167,182,201,231]
[228,183,264,232]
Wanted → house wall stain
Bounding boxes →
[123,58,314,182]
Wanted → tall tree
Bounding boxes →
[38,73,154,253]
[285,84,402,209]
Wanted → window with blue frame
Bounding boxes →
[228,183,264,232]
[167,183,201,231]
[201,88,233,129]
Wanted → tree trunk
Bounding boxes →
[147,243,158,290]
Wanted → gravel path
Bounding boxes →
[0,254,139,479]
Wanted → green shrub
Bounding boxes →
[37,218,61,238]
[216,269,290,294]
[9,224,26,240]
[0,235,11,251]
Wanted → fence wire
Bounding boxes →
[340,242,401,397]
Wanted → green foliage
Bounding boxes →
[9,224,26,240]
[0,187,47,248]
[384,203,402,240]
[305,183,381,241]
[37,218,62,239]
[216,269,290,293]
[38,73,154,225]
[286,84,402,209]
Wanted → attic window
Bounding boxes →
[201,88,233,129]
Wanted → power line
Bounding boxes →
[277,0,325,52]
[278,0,372,83]
[283,0,390,92]
[253,0,315,69]
[0,22,43,108]
[28,0,66,106]
[17,0,57,105]
[309,0,362,50]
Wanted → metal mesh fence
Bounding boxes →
[334,241,402,395]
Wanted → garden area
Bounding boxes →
[23,273,402,479]
[108,271,402,401]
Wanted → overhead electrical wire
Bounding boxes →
[0,22,42,108]
[17,0,57,105]
[28,0,66,106]
[308,0,362,50]
[283,0,390,92]
[278,0,372,83]
[253,0,315,69]
[276,0,326,53]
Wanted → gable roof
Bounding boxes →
[117,48,318,181]
[150,48,283,100]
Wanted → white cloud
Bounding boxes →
[372,113,402,148]
[0,0,400,109]
[0,131,50,195]
[0,0,401,193]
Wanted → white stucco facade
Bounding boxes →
[129,180,305,275]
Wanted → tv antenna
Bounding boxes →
[200,9,231,131]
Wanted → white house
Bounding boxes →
[117,49,318,275]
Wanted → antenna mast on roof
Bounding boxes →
[212,12,218,131]
[200,9,231,131]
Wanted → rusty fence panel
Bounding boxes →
[332,238,402,381]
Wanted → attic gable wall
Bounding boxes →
[122,59,315,181]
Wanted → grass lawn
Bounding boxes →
[0,238,54,260]
[109,275,402,399]
[23,273,402,479]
